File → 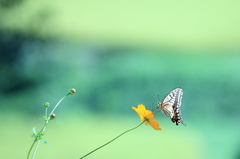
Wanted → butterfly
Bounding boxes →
[157,88,186,126]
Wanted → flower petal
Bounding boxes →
[148,119,162,130]
[132,104,147,122]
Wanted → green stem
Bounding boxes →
[79,121,145,159]
[31,140,41,159]
[26,140,37,159]
[48,93,70,118]
[27,92,71,159]
[45,107,48,119]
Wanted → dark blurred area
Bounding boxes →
[0,0,24,8]
[0,31,36,95]
[1,31,240,121]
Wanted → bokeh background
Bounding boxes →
[1,0,240,159]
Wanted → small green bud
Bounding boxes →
[44,102,50,107]
[50,113,56,120]
[69,88,76,95]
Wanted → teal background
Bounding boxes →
[1,1,240,159]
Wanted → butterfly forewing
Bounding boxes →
[158,88,181,117]
[172,88,183,110]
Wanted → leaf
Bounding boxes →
[39,116,48,120]
[40,139,51,145]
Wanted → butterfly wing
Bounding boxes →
[159,104,175,118]
[171,88,185,125]
[158,88,185,126]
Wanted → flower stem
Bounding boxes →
[26,140,37,159]
[30,140,41,159]
[79,121,145,159]
[27,92,72,159]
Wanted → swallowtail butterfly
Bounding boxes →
[158,88,186,126]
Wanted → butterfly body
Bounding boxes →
[158,88,186,126]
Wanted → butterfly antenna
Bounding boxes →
[151,102,154,110]
[153,95,160,102]
[152,95,160,111]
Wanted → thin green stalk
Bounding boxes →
[48,93,70,118]
[31,140,41,159]
[79,121,145,159]
[27,92,73,159]
[26,140,37,159]
[30,122,47,159]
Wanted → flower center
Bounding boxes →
[144,117,149,122]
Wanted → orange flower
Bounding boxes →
[132,104,161,130]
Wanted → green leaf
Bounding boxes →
[39,116,48,120]
[40,139,51,145]
[32,127,39,136]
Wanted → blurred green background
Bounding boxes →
[1,0,240,159]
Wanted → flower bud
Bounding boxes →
[50,113,56,120]
[69,88,76,95]
[44,102,50,107]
